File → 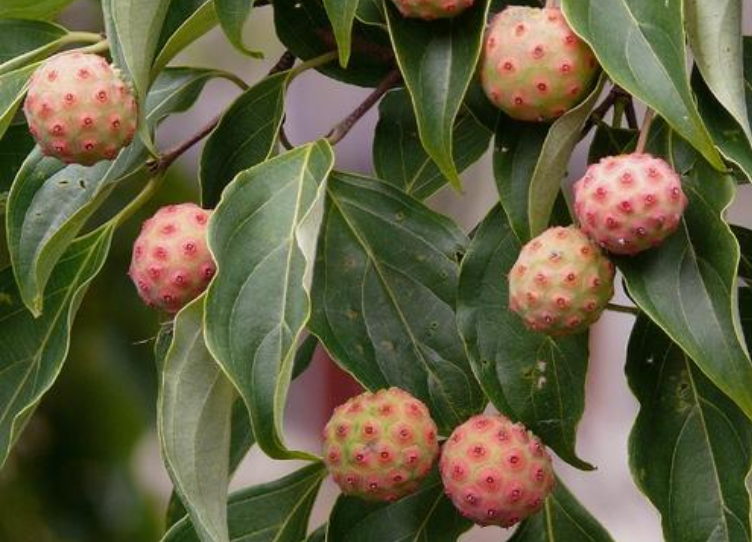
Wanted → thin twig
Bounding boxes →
[327,69,402,145]
[581,87,619,137]
[269,51,296,75]
[635,108,656,154]
[607,303,640,316]
[624,97,639,130]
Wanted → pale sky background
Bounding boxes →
[58,3,752,541]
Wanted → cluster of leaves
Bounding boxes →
[0,0,751,541]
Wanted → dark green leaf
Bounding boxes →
[0,125,34,198]
[586,124,637,164]
[734,226,752,280]
[274,0,394,88]
[158,296,236,542]
[0,20,66,75]
[323,0,359,67]
[293,334,319,380]
[310,172,484,433]
[694,37,752,182]
[0,224,114,469]
[0,0,74,19]
[627,317,752,542]
[153,0,219,75]
[304,524,327,542]
[509,479,615,541]
[457,205,593,470]
[356,0,384,26]
[200,72,289,208]
[6,67,218,314]
[327,471,471,542]
[384,0,490,190]
[205,142,335,460]
[215,0,261,58]
[162,463,326,542]
[741,288,752,347]
[685,0,751,142]
[373,88,491,200]
[561,0,724,170]
[619,122,752,420]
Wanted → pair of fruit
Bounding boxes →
[322,387,556,529]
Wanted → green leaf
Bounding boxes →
[0,64,38,142]
[6,67,218,315]
[685,0,751,142]
[293,334,319,380]
[274,0,394,88]
[586,124,637,164]
[619,122,752,420]
[561,0,724,170]
[742,288,752,346]
[384,0,489,191]
[215,0,261,58]
[323,0,359,67]
[162,463,326,542]
[0,20,66,75]
[102,0,171,150]
[0,0,74,19]
[373,89,491,200]
[200,71,290,208]
[0,224,114,469]
[158,296,236,542]
[305,525,327,542]
[309,172,485,433]
[327,471,471,542]
[694,37,752,183]
[627,317,752,542]
[457,205,594,470]
[496,75,605,240]
[509,479,615,541]
[153,0,220,75]
[356,0,384,26]
[205,142,335,459]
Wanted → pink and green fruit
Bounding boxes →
[574,153,688,256]
[23,52,138,166]
[509,226,615,336]
[439,414,556,528]
[389,0,474,20]
[322,388,439,502]
[481,7,599,122]
[129,203,216,314]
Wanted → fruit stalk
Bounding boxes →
[636,108,656,154]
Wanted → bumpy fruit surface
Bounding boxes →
[389,0,474,19]
[322,388,439,502]
[440,414,555,528]
[481,7,599,122]
[509,226,615,336]
[573,153,688,256]
[23,52,138,166]
[129,203,215,313]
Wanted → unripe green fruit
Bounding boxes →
[322,388,439,502]
[481,7,599,122]
[508,226,615,336]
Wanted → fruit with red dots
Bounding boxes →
[129,203,215,313]
[388,0,474,20]
[439,414,556,528]
[23,51,138,166]
[508,226,615,336]
[481,7,599,122]
[573,153,688,255]
[322,388,439,502]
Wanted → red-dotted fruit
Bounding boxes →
[389,0,474,20]
[322,388,439,502]
[23,51,138,166]
[440,414,555,528]
[129,203,215,313]
[481,7,599,122]
[508,226,615,336]
[573,153,688,256]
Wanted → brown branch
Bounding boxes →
[327,69,402,145]
[635,108,656,154]
[581,87,619,137]
[624,97,639,130]
[149,51,297,172]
